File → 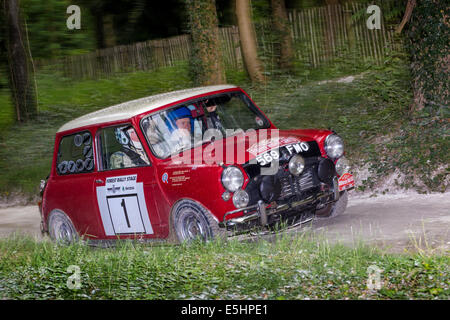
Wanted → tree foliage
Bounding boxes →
[78,0,186,48]
[8,0,187,59]
[20,0,95,59]
[407,0,449,111]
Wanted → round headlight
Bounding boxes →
[221,166,244,192]
[288,154,305,176]
[335,156,350,176]
[325,134,344,159]
[232,189,249,208]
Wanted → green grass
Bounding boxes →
[0,234,448,299]
[0,89,14,133]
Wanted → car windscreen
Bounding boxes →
[141,91,270,159]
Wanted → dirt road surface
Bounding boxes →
[306,193,449,253]
[0,206,42,239]
[0,193,448,253]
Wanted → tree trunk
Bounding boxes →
[92,11,105,49]
[271,0,295,73]
[0,3,6,76]
[103,14,116,48]
[3,0,37,122]
[235,0,265,84]
[396,0,416,34]
[185,0,226,86]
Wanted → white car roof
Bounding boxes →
[57,84,238,133]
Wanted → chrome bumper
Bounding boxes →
[219,190,336,228]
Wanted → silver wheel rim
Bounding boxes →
[177,207,210,242]
[49,213,77,243]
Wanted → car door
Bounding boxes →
[94,123,162,239]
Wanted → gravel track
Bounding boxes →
[0,193,448,253]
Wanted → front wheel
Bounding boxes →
[171,200,226,243]
[47,210,79,243]
[315,190,348,218]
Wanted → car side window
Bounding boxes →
[97,125,150,171]
[57,131,95,175]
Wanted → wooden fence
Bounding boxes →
[36,27,243,80]
[36,2,403,80]
[287,2,403,68]
[38,34,192,80]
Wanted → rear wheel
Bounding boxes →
[171,200,226,243]
[47,210,79,243]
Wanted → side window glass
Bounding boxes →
[57,131,95,175]
[98,125,150,170]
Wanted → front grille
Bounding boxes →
[279,167,316,200]
[243,155,325,206]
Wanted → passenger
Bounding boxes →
[205,101,225,133]
[110,127,149,169]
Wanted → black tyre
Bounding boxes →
[47,210,79,243]
[315,190,348,218]
[171,200,226,243]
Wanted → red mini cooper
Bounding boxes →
[38,85,354,244]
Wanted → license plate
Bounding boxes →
[255,142,310,166]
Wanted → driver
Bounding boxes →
[165,106,194,152]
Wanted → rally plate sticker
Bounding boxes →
[96,174,153,235]
[338,173,355,191]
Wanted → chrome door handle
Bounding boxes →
[95,179,104,184]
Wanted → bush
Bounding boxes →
[408,0,449,111]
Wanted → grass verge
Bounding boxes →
[0,234,448,300]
